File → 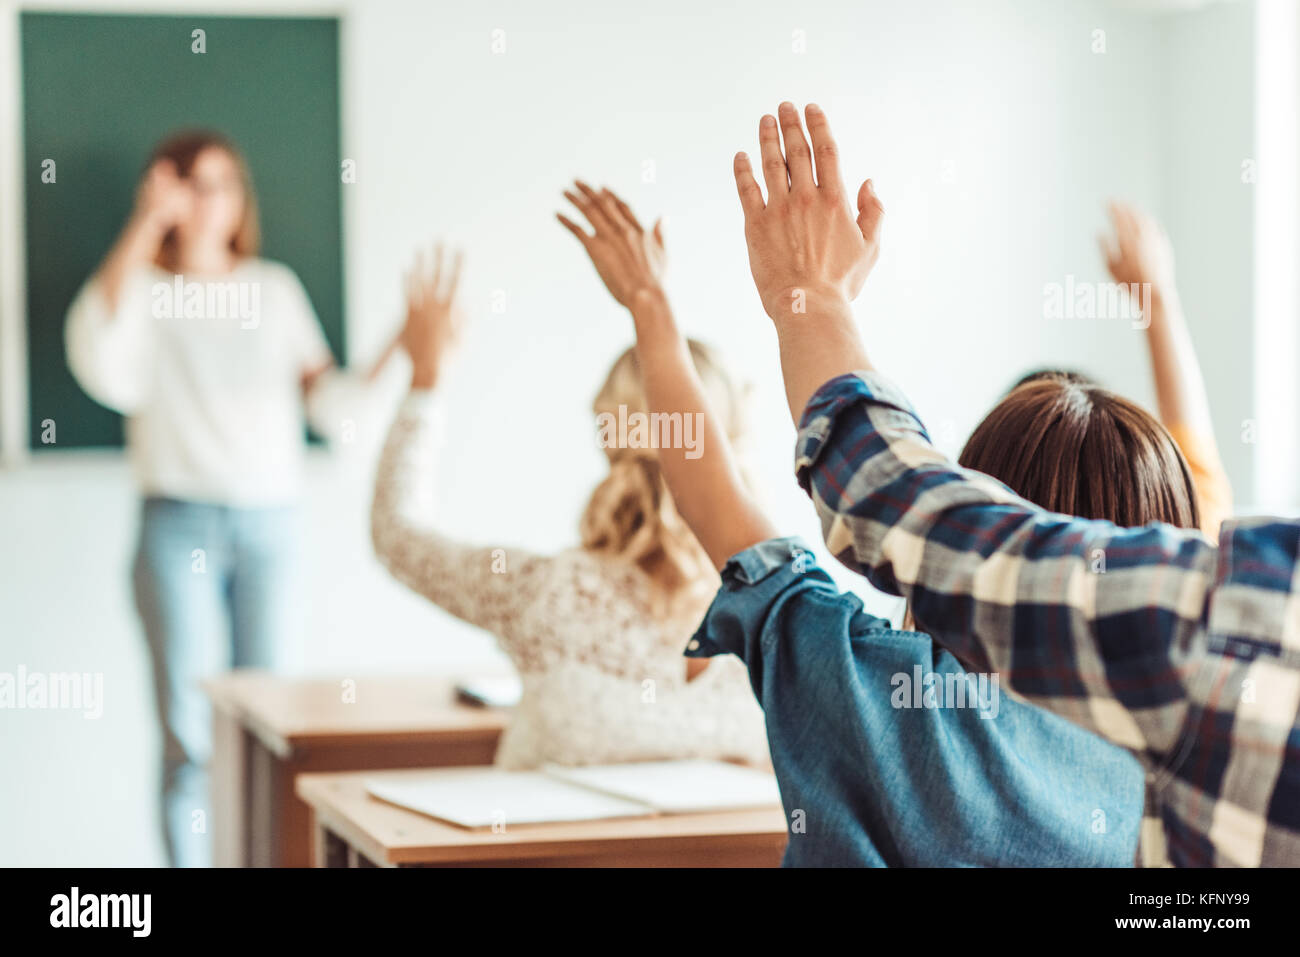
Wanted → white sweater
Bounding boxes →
[65,259,335,506]
[370,391,772,770]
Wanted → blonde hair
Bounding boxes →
[579,340,750,602]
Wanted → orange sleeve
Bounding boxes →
[1166,422,1233,539]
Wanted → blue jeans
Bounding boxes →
[132,496,301,868]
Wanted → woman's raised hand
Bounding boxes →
[133,159,193,233]
[733,103,882,322]
[400,244,464,390]
[557,181,666,309]
[1100,201,1176,296]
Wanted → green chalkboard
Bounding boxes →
[22,12,344,448]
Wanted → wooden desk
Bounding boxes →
[205,671,510,868]
[296,769,789,867]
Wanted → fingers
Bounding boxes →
[856,179,883,239]
[592,186,632,233]
[749,103,844,203]
[1098,233,1119,272]
[406,249,426,305]
[564,184,613,236]
[572,181,620,235]
[443,249,464,302]
[804,104,842,194]
[406,244,463,305]
[403,266,418,307]
[561,182,653,245]
[431,243,445,295]
[556,211,591,245]
[149,158,179,182]
[734,152,764,218]
[1110,200,1138,246]
[603,188,642,233]
[777,101,814,191]
[758,113,788,198]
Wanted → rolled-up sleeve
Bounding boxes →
[686,536,828,695]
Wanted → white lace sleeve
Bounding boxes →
[370,390,550,649]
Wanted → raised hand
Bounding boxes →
[134,159,193,233]
[733,102,883,321]
[1100,202,1176,295]
[557,181,666,309]
[400,244,464,390]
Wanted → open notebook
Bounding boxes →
[365,759,782,830]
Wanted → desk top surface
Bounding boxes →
[203,670,510,756]
[295,768,789,865]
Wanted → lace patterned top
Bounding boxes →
[370,391,770,770]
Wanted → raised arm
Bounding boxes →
[64,160,191,412]
[557,182,776,568]
[370,247,547,639]
[1100,202,1232,535]
[97,160,191,310]
[732,103,1218,758]
[732,102,882,422]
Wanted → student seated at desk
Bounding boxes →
[555,180,1164,866]
[370,246,768,770]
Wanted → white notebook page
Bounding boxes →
[544,760,782,814]
[365,769,652,829]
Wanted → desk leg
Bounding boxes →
[210,708,248,867]
[309,816,340,868]
[311,816,369,868]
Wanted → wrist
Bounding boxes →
[409,363,439,391]
[130,209,171,241]
[764,284,854,325]
[628,286,676,335]
[1149,282,1179,310]
[628,285,669,315]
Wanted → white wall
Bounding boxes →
[0,0,1262,864]
[1158,0,1259,504]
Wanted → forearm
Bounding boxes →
[366,334,405,382]
[96,214,166,311]
[370,389,540,634]
[629,290,776,569]
[1144,287,1215,437]
[303,362,396,442]
[769,287,874,425]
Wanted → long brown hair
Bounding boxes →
[958,375,1200,529]
[146,130,260,272]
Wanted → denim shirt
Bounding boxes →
[686,537,1144,867]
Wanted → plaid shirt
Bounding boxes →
[795,371,1300,867]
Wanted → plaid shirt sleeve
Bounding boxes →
[794,371,1220,766]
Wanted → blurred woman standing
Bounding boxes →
[65,131,394,867]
